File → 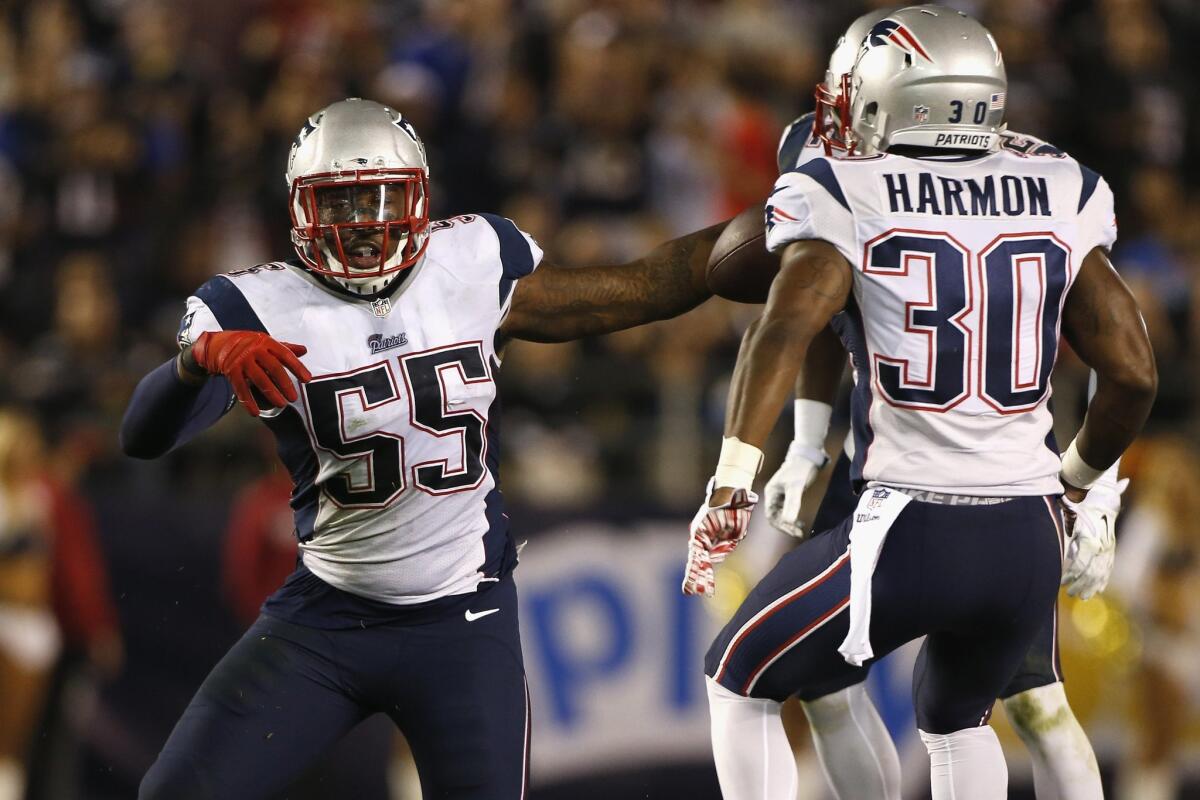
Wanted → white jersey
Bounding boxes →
[179,213,542,604]
[765,143,1116,496]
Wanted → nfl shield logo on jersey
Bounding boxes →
[913,105,930,123]
[867,487,891,510]
[371,297,392,317]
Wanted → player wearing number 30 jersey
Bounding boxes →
[691,7,1155,800]
[768,122,1116,495]
[120,98,726,800]
[749,9,1121,800]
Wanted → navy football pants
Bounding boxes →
[811,452,1064,697]
[140,575,528,800]
[706,492,1064,733]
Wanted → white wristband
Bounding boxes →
[714,436,764,491]
[793,399,833,451]
[1060,438,1105,490]
[785,441,829,470]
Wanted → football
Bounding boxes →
[705,203,779,304]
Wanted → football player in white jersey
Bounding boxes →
[686,7,1156,800]
[120,98,729,800]
[741,9,1122,800]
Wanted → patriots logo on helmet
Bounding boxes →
[862,19,933,63]
[390,112,428,163]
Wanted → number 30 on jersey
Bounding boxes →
[863,230,1070,414]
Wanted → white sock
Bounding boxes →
[1003,683,1102,800]
[0,759,25,800]
[920,726,1008,800]
[801,683,901,800]
[706,677,797,800]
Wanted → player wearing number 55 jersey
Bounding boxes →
[120,98,725,800]
[688,7,1157,800]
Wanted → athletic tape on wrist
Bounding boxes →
[714,436,764,491]
[793,399,833,451]
[1060,439,1105,490]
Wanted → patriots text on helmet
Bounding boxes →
[882,172,1051,217]
[933,132,995,148]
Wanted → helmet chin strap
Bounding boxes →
[315,251,425,301]
[330,271,394,296]
[314,233,415,297]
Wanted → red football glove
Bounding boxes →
[191,331,312,416]
[682,481,759,597]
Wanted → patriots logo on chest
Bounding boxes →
[367,332,408,354]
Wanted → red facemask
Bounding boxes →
[289,167,430,283]
[813,73,856,157]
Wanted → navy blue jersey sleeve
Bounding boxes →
[477,213,543,280]
[475,213,544,310]
[777,112,816,174]
[119,358,235,459]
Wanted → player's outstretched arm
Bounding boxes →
[1060,247,1157,491]
[499,220,726,343]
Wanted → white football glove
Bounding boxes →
[1060,476,1128,600]
[763,442,828,539]
[683,480,759,597]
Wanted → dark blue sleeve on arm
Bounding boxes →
[778,112,816,174]
[119,358,235,459]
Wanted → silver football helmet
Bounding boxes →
[815,8,899,154]
[842,5,1007,155]
[286,98,431,296]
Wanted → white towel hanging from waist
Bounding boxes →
[837,486,912,667]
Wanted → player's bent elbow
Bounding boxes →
[118,414,173,460]
[118,427,168,460]
[1131,361,1158,399]
[1109,352,1159,402]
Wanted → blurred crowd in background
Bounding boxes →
[0,0,1197,797]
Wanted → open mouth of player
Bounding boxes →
[344,239,383,272]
